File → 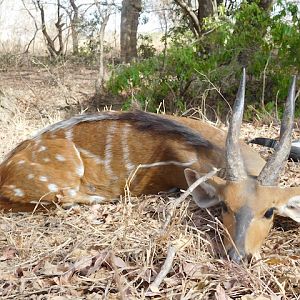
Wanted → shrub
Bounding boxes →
[108,1,300,119]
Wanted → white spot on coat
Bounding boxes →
[38,145,47,152]
[39,176,48,182]
[18,160,25,165]
[48,183,58,192]
[67,189,77,197]
[43,158,50,163]
[76,165,84,177]
[89,195,105,203]
[27,174,35,180]
[14,188,24,197]
[55,154,66,161]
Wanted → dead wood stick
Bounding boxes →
[109,251,127,300]
[161,168,220,234]
[149,244,176,292]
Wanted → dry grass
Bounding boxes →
[0,69,300,299]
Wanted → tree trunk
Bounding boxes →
[69,0,79,55]
[120,0,142,63]
[93,0,112,95]
[95,14,110,95]
[36,0,65,58]
[250,0,274,11]
[174,0,222,39]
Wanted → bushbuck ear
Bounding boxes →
[277,196,300,223]
[184,168,224,208]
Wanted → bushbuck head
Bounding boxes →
[185,69,300,262]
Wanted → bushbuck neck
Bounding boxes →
[0,69,299,263]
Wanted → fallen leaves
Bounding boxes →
[0,246,17,261]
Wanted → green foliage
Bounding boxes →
[108,0,300,118]
[137,34,156,59]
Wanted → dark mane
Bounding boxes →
[117,110,212,149]
[32,110,212,149]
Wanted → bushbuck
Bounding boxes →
[0,69,299,262]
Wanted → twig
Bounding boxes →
[160,167,220,234]
[148,244,176,292]
[109,251,127,300]
[261,55,270,111]
[195,70,232,114]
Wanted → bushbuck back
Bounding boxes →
[0,69,299,262]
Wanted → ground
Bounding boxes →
[0,67,299,299]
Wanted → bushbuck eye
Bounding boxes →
[264,207,275,219]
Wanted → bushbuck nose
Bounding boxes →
[228,247,247,263]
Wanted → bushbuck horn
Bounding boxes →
[225,68,247,181]
[258,76,296,185]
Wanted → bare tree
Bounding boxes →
[120,0,142,63]
[22,0,39,53]
[93,0,114,94]
[155,0,170,70]
[60,0,84,55]
[34,0,65,58]
[173,0,222,39]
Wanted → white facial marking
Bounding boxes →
[39,176,48,182]
[55,154,66,162]
[48,183,58,193]
[38,145,47,152]
[27,174,35,180]
[18,160,25,165]
[14,188,24,197]
[89,195,106,203]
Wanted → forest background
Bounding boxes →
[0,0,299,121]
